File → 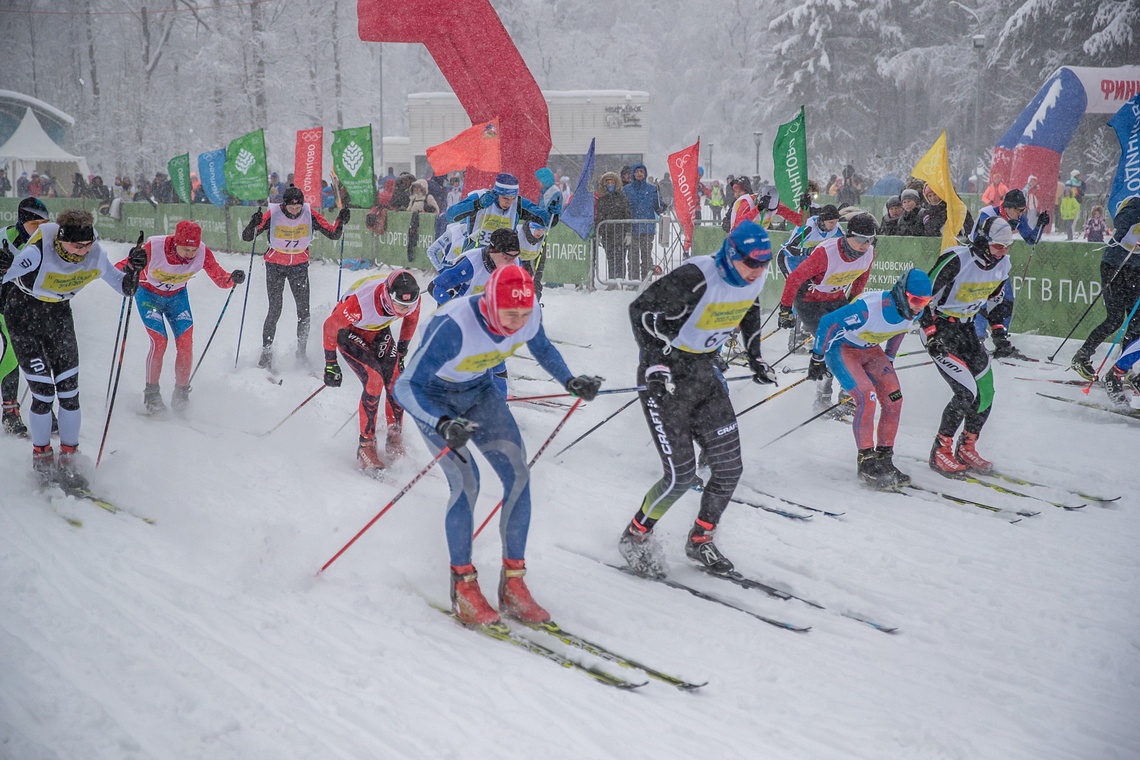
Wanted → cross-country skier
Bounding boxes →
[445,173,546,253]
[0,209,145,488]
[242,185,348,370]
[776,204,844,353]
[121,220,245,415]
[322,269,421,474]
[426,221,468,272]
[809,269,933,488]
[618,221,777,579]
[778,212,878,414]
[392,266,602,626]
[969,188,1045,360]
[516,219,548,302]
[919,217,1014,475]
[0,197,51,436]
[1102,334,1140,410]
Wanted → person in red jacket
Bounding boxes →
[778,213,878,413]
[119,220,244,415]
[321,269,421,475]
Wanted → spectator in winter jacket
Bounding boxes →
[1083,205,1107,242]
[375,178,397,209]
[71,173,90,198]
[535,168,563,228]
[1060,188,1080,240]
[408,179,440,214]
[620,166,632,187]
[836,164,863,207]
[16,172,29,196]
[982,171,1009,207]
[89,176,112,204]
[267,173,284,204]
[709,180,725,221]
[0,169,10,197]
[321,181,336,210]
[446,176,464,209]
[1065,169,1086,203]
[878,196,903,235]
[595,171,632,281]
[895,189,925,237]
[921,184,972,240]
[390,173,415,211]
[622,163,666,280]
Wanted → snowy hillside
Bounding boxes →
[2,243,1139,760]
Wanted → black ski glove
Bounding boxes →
[1036,211,1050,228]
[799,192,813,210]
[0,239,12,275]
[324,360,342,388]
[922,325,948,358]
[778,306,796,330]
[397,339,410,373]
[565,375,603,402]
[436,416,478,450]
[807,354,830,381]
[124,231,147,272]
[748,355,777,385]
[644,364,674,399]
[229,269,246,287]
[242,207,263,241]
[337,207,351,225]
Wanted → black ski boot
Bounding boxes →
[143,383,166,415]
[258,345,274,370]
[1070,348,1096,381]
[1103,368,1130,409]
[618,520,667,579]
[858,447,897,490]
[32,444,55,486]
[171,385,191,416]
[684,518,734,575]
[991,327,1030,360]
[2,401,28,437]
[56,443,89,491]
[875,445,910,486]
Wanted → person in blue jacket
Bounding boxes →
[393,265,601,628]
[808,268,933,489]
[445,172,546,254]
[622,163,666,280]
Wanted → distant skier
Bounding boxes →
[0,197,51,436]
[809,269,933,488]
[392,266,602,626]
[0,209,145,488]
[919,217,1014,475]
[426,221,468,273]
[445,172,546,253]
[322,269,421,474]
[516,219,549,302]
[619,221,776,579]
[121,220,245,415]
[242,185,348,370]
[776,204,844,353]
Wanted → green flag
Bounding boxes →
[167,153,192,203]
[224,129,268,201]
[772,106,809,212]
[331,126,375,208]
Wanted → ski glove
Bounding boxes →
[644,365,674,398]
[436,416,478,450]
[799,192,814,210]
[396,339,410,373]
[124,233,147,273]
[242,207,263,241]
[807,354,830,381]
[565,375,603,402]
[324,361,343,388]
[337,207,351,225]
[777,306,796,330]
[228,269,246,287]
[748,355,777,385]
[0,239,12,275]
[922,325,948,359]
[1036,211,1050,229]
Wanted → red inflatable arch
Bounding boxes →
[357,1,551,199]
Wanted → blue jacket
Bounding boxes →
[971,205,1043,245]
[622,163,665,234]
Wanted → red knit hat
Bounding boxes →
[479,265,534,335]
[172,220,201,248]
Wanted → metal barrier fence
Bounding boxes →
[592,216,689,290]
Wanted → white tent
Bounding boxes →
[0,107,90,197]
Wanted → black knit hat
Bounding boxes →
[818,204,840,221]
[1002,189,1026,209]
[18,196,49,224]
[846,213,877,237]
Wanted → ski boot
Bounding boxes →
[875,445,911,486]
[929,434,968,476]
[812,378,834,416]
[684,518,734,575]
[257,345,274,370]
[2,401,28,437]
[450,564,501,626]
[990,327,1030,360]
[143,383,166,415]
[498,558,550,623]
[171,385,191,416]
[618,519,667,579]
[32,444,55,486]
[954,432,993,474]
[1070,348,1096,381]
[384,424,406,460]
[357,436,386,478]
[56,443,89,491]
[858,447,896,489]
[830,390,856,421]
[1103,367,1130,409]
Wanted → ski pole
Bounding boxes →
[734,377,810,418]
[234,220,261,368]
[189,287,236,385]
[507,375,753,403]
[759,399,844,450]
[104,296,127,409]
[472,398,583,539]
[554,396,638,459]
[333,408,356,437]
[1083,290,1140,395]
[1047,241,1138,363]
[336,234,346,301]
[262,384,326,436]
[97,296,134,468]
[318,445,452,574]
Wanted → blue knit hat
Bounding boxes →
[494,173,519,197]
[535,168,556,190]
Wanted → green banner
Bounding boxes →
[331,126,376,208]
[167,153,192,204]
[772,106,808,212]
[224,129,268,201]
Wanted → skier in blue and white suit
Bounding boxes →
[393,265,601,627]
[445,172,547,254]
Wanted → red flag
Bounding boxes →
[294,127,323,208]
[427,118,501,175]
[668,138,701,251]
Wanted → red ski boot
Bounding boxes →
[955,432,993,473]
[498,558,550,623]
[929,434,968,476]
[32,444,55,485]
[356,436,385,478]
[384,424,406,460]
[450,564,501,626]
[57,444,89,490]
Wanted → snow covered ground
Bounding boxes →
[2,243,1138,760]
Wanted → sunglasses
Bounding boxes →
[738,251,771,270]
[989,243,1010,253]
[849,233,876,245]
[68,240,95,250]
[907,293,932,312]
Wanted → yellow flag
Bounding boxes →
[911,131,966,252]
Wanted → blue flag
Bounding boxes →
[1107,94,1140,217]
[198,148,228,208]
[561,138,596,240]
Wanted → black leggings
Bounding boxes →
[929,318,994,437]
[1078,262,1140,354]
[263,262,311,351]
[631,358,743,531]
